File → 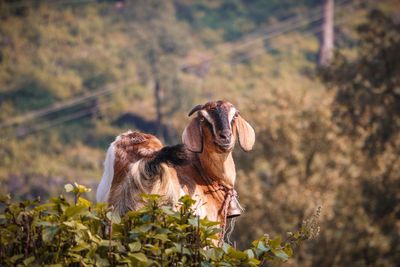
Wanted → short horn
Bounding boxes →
[188,104,204,117]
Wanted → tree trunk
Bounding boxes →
[154,79,163,138]
[318,0,334,67]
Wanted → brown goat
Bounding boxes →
[96,100,255,223]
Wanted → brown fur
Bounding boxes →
[104,100,255,223]
[108,131,168,213]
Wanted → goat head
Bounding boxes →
[182,100,255,153]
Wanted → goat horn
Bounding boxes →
[188,104,204,117]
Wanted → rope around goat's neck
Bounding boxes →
[218,187,235,246]
[192,161,235,246]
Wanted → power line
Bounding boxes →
[229,9,359,66]
[182,0,354,81]
[218,0,350,49]
[0,78,137,129]
[0,0,126,131]
[15,102,113,138]
[16,107,95,138]
[182,0,354,69]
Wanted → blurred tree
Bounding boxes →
[322,9,400,156]
[229,7,400,267]
[118,0,191,141]
[318,9,400,266]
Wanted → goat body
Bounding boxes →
[96,100,255,223]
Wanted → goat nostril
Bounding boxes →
[219,131,231,140]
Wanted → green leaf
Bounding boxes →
[99,240,118,247]
[161,206,176,215]
[283,244,294,257]
[126,210,141,219]
[77,197,91,208]
[0,194,11,204]
[179,195,196,206]
[129,252,148,262]
[129,242,142,252]
[74,182,92,193]
[106,211,121,224]
[272,249,289,261]
[63,221,76,228]
[257,241,270,252]
[10,254,24,263]
[71,243,89,252]
[269,236,282,248]
[227,247,247,260]
[42,226,59,242]
[222,242,231,253]
[205,248,224,261]
[65,205,87,218]
[155,228,171,234]
[94,255,109,266]
[200,218,220,227]
[248,257,261,266]
[138,224,152,233]
[188,217,199,227]
[68,252,83,261]
[201,262,213,267]
[245,249,255,259]
[164,248,175,256]
[153,233,169,242]
[23,256,35,266]
[141,194,161,202]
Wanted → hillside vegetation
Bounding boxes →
[0,183,320,266]
[0,0,399,266]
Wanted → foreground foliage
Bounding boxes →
[0,183,318,266]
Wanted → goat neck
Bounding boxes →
[197,145,236,188]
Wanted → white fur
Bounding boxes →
[228,107,237,125]
[200,110,214,124]
[129,160,146,192]
[96,139,117,203]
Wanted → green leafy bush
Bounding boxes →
[0,183,318,266]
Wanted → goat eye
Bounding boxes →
[199,116,205,122]
[234,112,239,118]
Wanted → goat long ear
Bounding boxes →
[235,115,255,152]
[182,117,203,153]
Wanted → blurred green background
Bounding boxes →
[0,0,399,266]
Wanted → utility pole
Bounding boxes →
[154,79,163,138]
[318,0,334,67]
[149,50,164,139]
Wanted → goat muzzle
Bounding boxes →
[218,129,232,141]
[214,141,234,152]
